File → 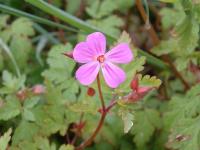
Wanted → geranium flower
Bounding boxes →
[73,32,133,88]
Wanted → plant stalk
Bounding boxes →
[135,0,190,90]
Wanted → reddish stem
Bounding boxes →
[135,0,190,90]
[75,74,107,150]
[135,0,159,46]
[96,74,106,111]
[71,113,84,145]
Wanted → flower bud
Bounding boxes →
[16,89,27,101]
[87,87,95,97]
[130,75,139,91]
[63,51,74,59]
[32,84,45,95]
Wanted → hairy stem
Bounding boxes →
[135,0,190,90]
[97,74,106,111]
[75,74,106,150]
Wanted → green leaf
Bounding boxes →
[69,96,98,114]
[66,0,81,14]
[12,121,39,145]
[88,15,124,37]
[32,105,66,136]
[59,144,74,150]
[42,44,75,84]
[159,0,177,3]
[132,108,161,148]
[174,15,199,53]
[164,84,200,129]
[23,109,35,122]
[24,97,40,109]
[118,108,134,133]
[0,97,21,121]
[166,117,200,150]
[0,70,25,94]
[86,0,100,18]
[139,75,162,88]
[0,14,9,30]
[11,141,37,150]
[86,0,117,19]
[0,128,12,150]
[34,136,56,150]
[160,7,185,30]
[151,39,178,56]
[10,35,33,69]
[11,18,35,36]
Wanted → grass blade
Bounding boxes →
[0,38,21,77]
[25,0,168,69]
[0,4,79,33]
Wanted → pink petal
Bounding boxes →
[73,42,95,63]
[76,61,100,85]
[105,43,133,64]
[101,62,126,88]
[86,32,106,56]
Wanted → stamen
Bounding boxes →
[97,55,105,63]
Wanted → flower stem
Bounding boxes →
[75,74,106,150]
[96,74,106,111]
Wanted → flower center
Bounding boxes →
[97,55,105,63]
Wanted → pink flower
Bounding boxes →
[73,32,133,88]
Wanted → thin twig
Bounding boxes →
[75,112,106,150]
[136,0,159,45]
[71,113,84,145]
[75,74,107,150]
[135,0,190,90]
[48,0,67,43]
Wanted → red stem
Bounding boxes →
[135,0,190,90]
[75,74,107,150]
[96,74,106,111]
[71,113,84,145]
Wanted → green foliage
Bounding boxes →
[42,44,75,83]
[0,16,35,74]
[59,144,74,150]
[164,84,200,150]
[118,107,134,133]
[159,0,177,3]
[0,128,12,150]
[0,70,25,94]
[0,96,21,121]
[132,108,161,149]
[0,0,200,150]
[86,0,127,36]
[153,0,200,71]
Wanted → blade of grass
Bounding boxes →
[25,0,169,70]
[33,23,59,44]
[0,38,21,78]
[0,4,79,33]
[35,36,47,66]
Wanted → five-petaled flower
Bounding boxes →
[73,32,133,88]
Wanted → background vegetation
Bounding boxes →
[0,0,200,150]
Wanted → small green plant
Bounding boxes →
[0,0,199,150]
